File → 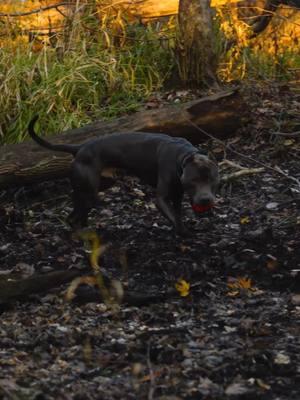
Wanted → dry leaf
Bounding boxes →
[266,254,278,271]
[240,216,250,224]
[283,139,295,146]
[227,277,256,296]
[175,279,190,297]
[178,244,192,253]
[228,277,253,290]
[256,378,271,390]
[140,369,163,382]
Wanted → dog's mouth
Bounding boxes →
[192,203,214,213]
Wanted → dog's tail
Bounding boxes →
[28,116,81,156]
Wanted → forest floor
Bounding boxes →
[0,82,300,400]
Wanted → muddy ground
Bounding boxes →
[0,84,299,399]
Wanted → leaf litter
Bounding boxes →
[0,83,299,399]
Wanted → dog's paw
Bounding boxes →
[67,212,88,230]
[175,225,191,238]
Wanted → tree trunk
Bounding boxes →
[0,89,244,188]
[176,0,217,87]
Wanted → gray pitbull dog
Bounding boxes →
[28,116,219,235]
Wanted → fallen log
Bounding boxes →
[0,269,79,304]
[0,269,168,307]
[0,89,244,188]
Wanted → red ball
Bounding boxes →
[192,203,213,213]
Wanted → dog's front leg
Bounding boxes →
[156,179,184,235]
[172,193,188,236]
[69,161,101,228]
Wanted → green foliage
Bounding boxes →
[0,21,173,144]
[0,5,299,144]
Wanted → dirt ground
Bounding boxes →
[0,83,299,399]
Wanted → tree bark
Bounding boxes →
[0,270,79,304]
[176,0,218,87]
[0,89,244,188]
[0,269,167,306]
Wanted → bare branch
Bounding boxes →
[221,167,265,183]
[183,112,300,188]
[270,131,300,137]
[219,159,247,170]
[0,2,70,18]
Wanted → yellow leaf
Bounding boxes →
[284,139,295,146]
[240,216,250,224]
[227,277,256,297]
[238,277,252,289]
[175,279,190,297]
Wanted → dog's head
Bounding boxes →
[180,153,219,211]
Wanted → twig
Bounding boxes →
[183,113,300,188]
[221,167,265,183]
[219,159,247,170]
[147,343,156,400]
[274,165,300,186]
[270,131,300,137]
[0,2,70,18]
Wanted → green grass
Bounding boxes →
[0,21,173,144]
[0,8,299,145]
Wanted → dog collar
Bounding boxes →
[177,150,202,179]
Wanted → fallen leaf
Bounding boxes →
[266,202,279,210]
[274,352,290,365]
[227,277,257,296]
[256,378,271,390]
[283,139,295,146]
[13,263,35,279]
[175,279,190,297]
[240,216,250,224]
[178,244,192,253]
[266,254,279,271]
[227,290,240,297]
[140,369,163,382]
[225,382,251,396]
[291,294,300,306]
[228,277,253,290]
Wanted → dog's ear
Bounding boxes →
[182,153,195,168]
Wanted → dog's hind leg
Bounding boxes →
[68,162,101,228]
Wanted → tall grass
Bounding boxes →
[215,4,300,82]
[0,2,299,144]
[0,16,174,144]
